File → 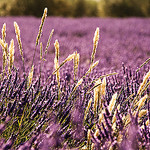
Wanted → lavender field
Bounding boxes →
[0,17,150,74]
[0,11,150,150]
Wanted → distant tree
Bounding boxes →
[73,0,87,17]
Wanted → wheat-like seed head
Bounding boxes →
[112,110,117,124]
[137,94,148,111]
[66,52,75,62]
[91,143,95,150]
[125,114,130,127]
[2,23,6,43]
[36,8,47,46]
[138,109,147,118]
[0,38,8,56]
[28,65,34,87]
[45,29,54,54]
[146,119,149,126]
[73,52,80,80]
[117,132,123,143]
[137,70,150,95]
[54,40,60,88]
[14,21,25,74]
[93,27,99,45]
[8,39,15,73]
[0,38,6,49]
[40,42,43,60]
[112,122,116,131]
[3,50,7,74]
[101,77,106,97]
[14,22,20,37]
[84,98,92,120]
[109,92,117,114]
[91,27,99,64]
[87,129,91,142]
[54,40,59,60]
[94,129,99,137]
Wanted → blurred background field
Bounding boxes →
[0,0,150,17]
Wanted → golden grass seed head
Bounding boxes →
[14,22,20,37]
[0,38,5,49]
[2,23,6,43]
[54,40,59,60]
[66,53,76,62]
[36,8,47,46]
[117,104,120,110]
[109,92,117,114]
[112,122,116,131]
[146,119,149,126]
[40,42,43,60]
[45,29,54,54]
[28,65,34,87]
[117,132,123,143]
[93,27,99,46]
[84,98,92,120]
[138,109,147,118]
[137,70,150,95]
[87,129,91,141]
[91,27,99,64]
[137,94,148,111]
[94,129,99,137]
[101,77,106,97]
[91,143,95,150]
[112,110,117,124]
[76,78,83,87]
[8,39,15,72]
[3,50,7,72]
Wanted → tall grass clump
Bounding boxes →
[0,8,150,150]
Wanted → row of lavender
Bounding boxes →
[0,9,150,149]
[0,64,149,149]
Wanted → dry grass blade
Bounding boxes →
[73,51,80,81]
[83,60,99,78]
[136,58,150,72]
[68,78,83,100]
[94,78,101,114]
[46,53,75,83]
[84,98,92,120]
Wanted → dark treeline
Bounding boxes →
[0,0,150,17]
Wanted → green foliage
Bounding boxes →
[99,0,150,17]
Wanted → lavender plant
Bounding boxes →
[0,8,149,150]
